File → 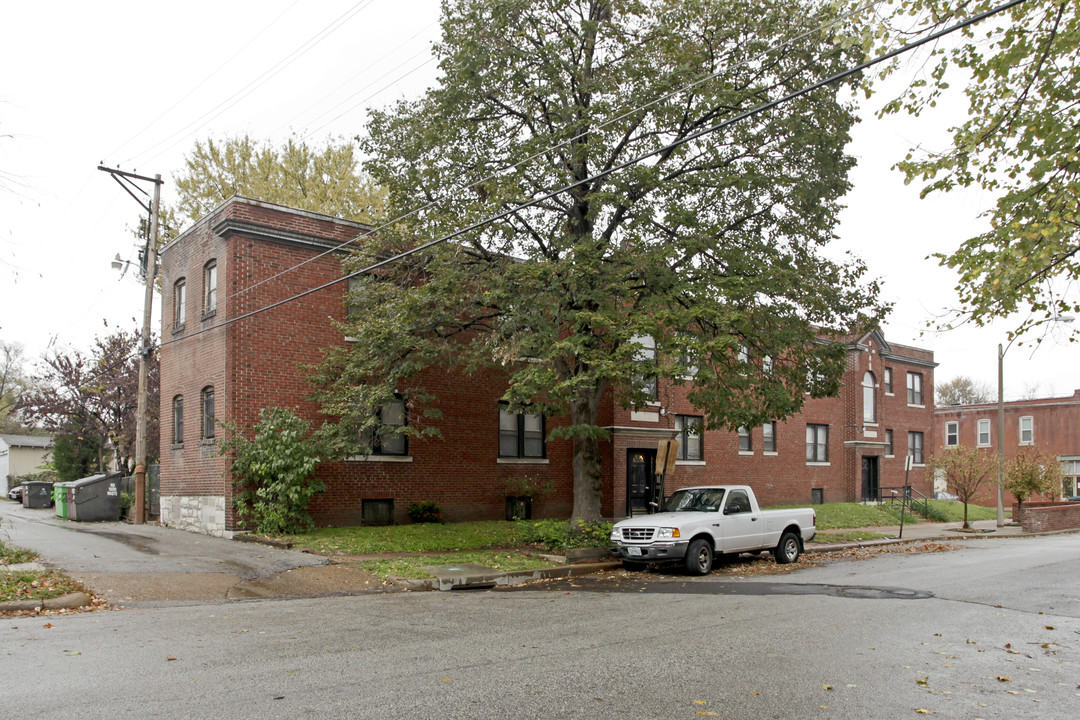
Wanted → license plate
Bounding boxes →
[626,546,642,557]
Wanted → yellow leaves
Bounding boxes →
[915,677,929,686]
[914,709,932,714]
[996,676,1011,682]
[823,684,833,691]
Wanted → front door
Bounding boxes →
[861,456,880,501]
[627,449,657,516]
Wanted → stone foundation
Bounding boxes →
[159,495,233,537]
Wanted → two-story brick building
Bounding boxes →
[159,197,936,536]
[935,390,1080,503]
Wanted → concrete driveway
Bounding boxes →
[1,501,388,605]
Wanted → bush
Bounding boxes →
[219,408,327,535]
[408,501,444,524]
[518,519,613,550]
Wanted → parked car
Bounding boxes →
[7,485,24,502]
[934,491,960,501]
[1067,496,1080,502]
[609,485,816,575]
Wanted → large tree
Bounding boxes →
[1,339,28,432]
[874,0,1080,337]
[170,134,387,229]
[315,0,884,522]
[936,375,994,406]
[16,330,159,472]
[928,445,996,528]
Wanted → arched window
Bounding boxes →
[201,386,215,439]
[203,260,217,317]
[172,395,184,444]
[173,278,186,329]
[862,371,876,423]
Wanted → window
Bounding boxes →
[203,261,217,318]
[725,489,751,514]
[945,421,959,447]
[172,396,183,445]
[977,418,991,447]
[173,279,186,330]
[737,426,752,453]
[906,372,923,405]
[632,335,657,401]
[884,367,893,394]
[885,429,894,456]
[862,371,876,423]
[806,424,828,462]
[499,405,545,458]
[908,431,924,465]
[1061,458,1080,497]
[675,415,703,461]
[762,354,774,374]
[200,386,215,439]
[361,396,408,455]
[1019,416,1033,445]
[762,421,776,453]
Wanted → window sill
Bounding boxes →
[497,457,549,465]
[199,439,216,447]
[170,443,184,451]
[171,323,186,336]
[347,455,413,463]
[763,451,778,456]
[676,460,706,466]
[738,451,754,456]
[908,403,926,409]
[976,444,991,449]
[1018,441,1034,446]
[201,308,217,321]
[885,453,894,458]
[806,461,830,467]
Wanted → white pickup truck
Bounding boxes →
[609,485,816,575]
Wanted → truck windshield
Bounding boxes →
[664,488,725,512]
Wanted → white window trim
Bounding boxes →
[497,457,550,465]
[738,450,755,456]
[676,460,707,466]
[1018,416,1034,446]
[806,461,831,467]
[347,455,414,463]
[976,419,992,447]
[945,421,959,447]
[763,451,779,457]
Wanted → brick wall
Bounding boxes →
[1014,501,1080,533]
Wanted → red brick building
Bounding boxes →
[934,390,1080,503]
[159,197,936,536]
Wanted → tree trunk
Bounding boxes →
[569,387,605,524]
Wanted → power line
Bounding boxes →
[209,0,887,310]
[161,0,1030,352]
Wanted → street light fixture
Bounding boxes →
[996,316,1074,527]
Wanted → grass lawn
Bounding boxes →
[1,540,88,604]
[355,551,556,580]
[282,521,543,555]
[810,530,895,544]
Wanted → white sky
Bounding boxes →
[2,0,1077,401]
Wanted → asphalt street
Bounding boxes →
[2,513,1078,719]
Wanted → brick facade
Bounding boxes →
[159,197,936,535]
[935,390,1080,505]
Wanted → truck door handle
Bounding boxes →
[751,517,758,521]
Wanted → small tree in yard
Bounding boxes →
[219,408,327,535]
[1005,449,1063,523]
[928,446,996,529]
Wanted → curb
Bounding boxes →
[401,561,622,591]
[0,591,93,613]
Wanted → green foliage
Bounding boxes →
[504,475,555,498]
[0,538,37,565]
[927,445,997,528]
[316,0,885,523]
[408,501,444,524]
[219,408,327,535]
[1005,448,1063,505]
[50,426,103,482]
[171,134,387,228]
[936,376,993,406]
[516,519,615,551]
[871,0,1080,337]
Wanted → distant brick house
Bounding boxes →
[935,390,1080,503]
[158,197,936,536]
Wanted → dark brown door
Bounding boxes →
[627,449,657,516]
[861,456,880,501]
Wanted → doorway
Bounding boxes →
[627,449,657,516]
[861,456,880,502]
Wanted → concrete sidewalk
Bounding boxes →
[0,501,1053,609]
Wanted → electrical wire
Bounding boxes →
[159,0,1030,353]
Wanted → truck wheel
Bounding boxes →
[774,531,801,564]
[685,539,713,576]
[622,560,646,571]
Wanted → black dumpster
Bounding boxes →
[21,481,54,509]
[68,472,123,522]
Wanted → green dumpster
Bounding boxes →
[54,482,70,519]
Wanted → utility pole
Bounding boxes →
[99,166,163,525]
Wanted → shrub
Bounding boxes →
[519,519,614,550]
[219,408,327,535]
[408,501,444,524]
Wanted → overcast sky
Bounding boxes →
[2,0,1077,401]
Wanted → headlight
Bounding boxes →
[610,528,621,540]
[656,528,680,539]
